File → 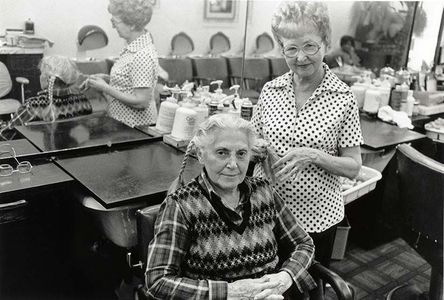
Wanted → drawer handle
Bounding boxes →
[0,199,28,209]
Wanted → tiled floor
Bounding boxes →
[328,238,431,300]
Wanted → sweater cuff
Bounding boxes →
[208,280,228,300]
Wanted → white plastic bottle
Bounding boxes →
[171,107,197,140]
[193,100,209,130]
[363,88,381,114]
[155,88,181,133]
[405,90,415,117]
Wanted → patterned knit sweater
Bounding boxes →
[146,175,315,300]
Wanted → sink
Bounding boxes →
[80,196,146,248]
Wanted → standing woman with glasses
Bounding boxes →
[82,0,158,127]
[251,1,363,268]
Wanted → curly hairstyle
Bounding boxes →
[39,55,80,88]
[108,0,153,31]
[271,1,331,49]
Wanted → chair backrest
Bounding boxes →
[171,32,194,57]
[268,57,289,78]
[0,61,13,98]
[77,25,108,51]
[255,32,274,55]
[191,57,230,89]
[136,204,161,269]
[243,57,270,91]
[158,57,193,87]
[396,143,444,245]
[210,32,231,56]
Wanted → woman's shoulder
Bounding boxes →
[166,179,202,204]
[245,176,273,196]
[263,72,292,90]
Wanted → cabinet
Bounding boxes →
[0,53,43,101]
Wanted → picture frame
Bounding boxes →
[204,0,237,20]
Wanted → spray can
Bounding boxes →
[208,99,219,116]
[241,98,253,121]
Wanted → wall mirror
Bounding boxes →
[243,1,443,78]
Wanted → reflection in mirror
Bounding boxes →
[244,1,427,76]
[407,2,444,72]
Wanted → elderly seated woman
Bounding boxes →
[145,114,316,300]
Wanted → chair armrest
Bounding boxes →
[309,263,354,300]
[16,77,29,85]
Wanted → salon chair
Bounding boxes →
[191,57,230,92]
[209,31,231,57]
[129,204,354,300]
[226,56,270,103]
[158,57,194,87]
[393,144,443,300]
[170,32,194,58]
[268,56,290,79]
[0,61,29,119]
[255,32,274,56]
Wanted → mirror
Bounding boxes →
[244,1,432,76]
[407,2,444,71]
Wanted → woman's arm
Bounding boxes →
[146,198,228,300]
[314,145,361,178]
[271,192,316,294]
[87,76,152,109]
[273,145,361,181]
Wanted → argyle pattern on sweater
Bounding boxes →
[169,177,279,281]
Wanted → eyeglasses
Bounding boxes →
[0,105,35,140]
[110,18,124,27]
[282,42,321,58]
[0,144,32,177]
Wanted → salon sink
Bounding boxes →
[80,196,146,248]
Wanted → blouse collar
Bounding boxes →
[267,62,350,94]
[121,31,153,54]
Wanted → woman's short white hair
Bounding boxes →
[108,0,153,31]
[39,55,80,87]
[271,1,331,49]
[193,114,256,151]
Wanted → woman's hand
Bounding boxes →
[227,277,281,300]
[253,272,293,300]
[272,147,318,182]
[87,75,110,94]
[251,138,269,162]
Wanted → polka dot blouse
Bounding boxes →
[107,32,159,127]
[251,63,363,233]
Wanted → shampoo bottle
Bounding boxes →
[155,87,181,133]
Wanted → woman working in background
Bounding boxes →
[252,1,363,268]
[325,35,361,68]
[82,0,159,127]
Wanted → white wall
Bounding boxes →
[0,0,352,59]
[0,0,248,58]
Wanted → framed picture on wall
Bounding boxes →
[204,0,236,20]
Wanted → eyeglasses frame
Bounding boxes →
[282,42,321,58]
[0,144,32,177]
